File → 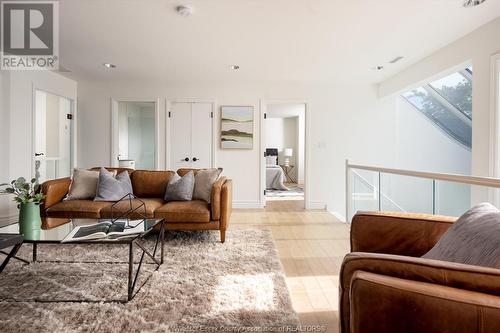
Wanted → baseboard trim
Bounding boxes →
[328,210,346,223]
[307,201,327,210]
[233,201,262,209]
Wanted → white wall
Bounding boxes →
[77,81,400,213]
[379,16,500,205]
[0,70,77,224]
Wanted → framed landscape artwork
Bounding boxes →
[220,106,253,149]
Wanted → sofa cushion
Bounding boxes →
[46,200,110,219]
[131,170,175,198]
[155,200,211,223]
[193,168,222,203]
[164,171,195,202]
[100,198,165,219]
[94,168,133,201]
[423,202,500,269]
[65,168,100,200]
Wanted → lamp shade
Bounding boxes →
[284,148,293,157]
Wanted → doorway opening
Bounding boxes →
[34,90,74,183]
[111,99,159,170]
[262,102,306,209]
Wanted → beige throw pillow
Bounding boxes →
[193,168,222,203]
[65,169,100,200]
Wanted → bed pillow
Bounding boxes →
[193,168,222,203]
[164,171,195,202]
[422,202,500,269]
[266,156,277,166]
[94,168,133,201]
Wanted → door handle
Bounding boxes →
[193,157,198,162]
[35,153,45,157]
[183,157,190,162]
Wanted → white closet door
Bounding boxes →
[170,102,192,171]
[191,103,213,169]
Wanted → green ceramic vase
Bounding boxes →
[19,202,42,239]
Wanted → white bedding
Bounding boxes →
[266,165,289,190]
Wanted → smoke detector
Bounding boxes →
[176,5,194,17]
[463,0,486,7]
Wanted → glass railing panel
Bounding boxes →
[380,173,433,214]
[434,180,471,217]
[351,169,379,219]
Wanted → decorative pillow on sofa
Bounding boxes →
[193,168,222,203]
[94,168,133,201]
[422,202,500,269]
[164,171,195,202]
[65,168,118,200]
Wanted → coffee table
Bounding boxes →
[0,217,165,302]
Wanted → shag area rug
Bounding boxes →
[0,229,298,332]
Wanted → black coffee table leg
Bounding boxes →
[33,243,37,262]
[127,242,134,301]
[0,243,23,273]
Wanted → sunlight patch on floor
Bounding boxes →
[212,273,276,313]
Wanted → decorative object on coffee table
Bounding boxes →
[0,161,45,237]
[110,193,147,228]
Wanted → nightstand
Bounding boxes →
[279,165,296,183]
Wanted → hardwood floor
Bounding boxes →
[231,200,350,333]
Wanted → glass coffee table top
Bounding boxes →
[0,218,163,243]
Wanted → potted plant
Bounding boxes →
[0,162,45,236]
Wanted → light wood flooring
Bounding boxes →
[231,200,350,333]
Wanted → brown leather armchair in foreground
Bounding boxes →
[339,211,500,333]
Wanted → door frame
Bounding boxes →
[31,85,77,179]
[259,99,311,209]
[489,52,500,205]
[110,97,160,170]
[165,99,217,170]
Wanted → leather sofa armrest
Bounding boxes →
[220,179,232,231]
[210,176,227,221]
[339,252,500,333]
[349,271,500,333]
[351,211,456,256]
[40,177,71,213]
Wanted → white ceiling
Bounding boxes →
[58,0,500,84]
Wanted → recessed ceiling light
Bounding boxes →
[372,65,384,71]
[103,63,116,69]
[176,5,194,17]
[230,65,240,71]
[463,0,486,7]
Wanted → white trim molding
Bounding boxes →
[110,97,161,170]
[259,99,312,209]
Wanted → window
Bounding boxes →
[401,68,472,149]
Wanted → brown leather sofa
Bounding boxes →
[340,211,500,333]
[40,168,233,242]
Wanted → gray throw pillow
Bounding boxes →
[94,168,133,201]
[164,171,195,202]
[193,168,222,203]
[422,202,500,269]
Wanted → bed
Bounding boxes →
[265,148,289,190]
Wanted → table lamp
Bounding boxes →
[284,148,293,166]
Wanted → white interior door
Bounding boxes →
[170,102,193,170]
[34,90,73,182]
[191,103,213,168]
